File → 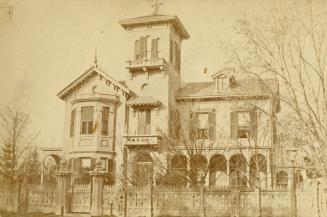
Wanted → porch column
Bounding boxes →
[89,159,107,217]
[226,161,230,186]
[199,178,206,217]
[55,159,72,216]
[246,163,250,187]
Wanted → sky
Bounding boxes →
[0,0,267,148]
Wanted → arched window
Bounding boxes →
[276,171,288,189]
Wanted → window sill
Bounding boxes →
[80,134,94,139]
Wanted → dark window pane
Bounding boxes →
[102,107,109,135]
[70,109,75,137]
[88,121,93,134]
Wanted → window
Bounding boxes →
[107,159,115,185]
[238,112,251,138]
[134,37,148,60]
[190,111,216,140]
[80,158,91,169]
[216,76,228,90]
[140,36,147,60]
[197,113,209,139]
[151,38,159,59]
[138,109,151,134]
[230,110,257,139]
[100,158,107,170]
[101,107,110,135]
[135,39,140,60]
[81,106,94,134]
[70,109,76,137]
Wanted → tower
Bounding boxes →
[119,13,189,135]
[119,13,189,186]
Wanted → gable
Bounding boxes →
[57,66,131,101]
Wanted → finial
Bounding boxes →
[94,48,98,67]
[151,0,163,15]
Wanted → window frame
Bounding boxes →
[101,107,110,136]
[70,109,76,137]
[81,106,94,135]
[137,109,151,135]
[80,157,92,169]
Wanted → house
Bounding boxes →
[42,11,305,191]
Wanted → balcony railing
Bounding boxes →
[126,58,166,70]
[123,134,161,146]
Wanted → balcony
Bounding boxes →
[126,58,166,71]
[123,134,161,146]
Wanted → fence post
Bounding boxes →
[17,176,29,216]
[89,159,107,217]
[55,159,72,216]
[255,187,262,217]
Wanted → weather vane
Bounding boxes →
[151,0,163,15]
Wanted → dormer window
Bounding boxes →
[214,75,228,90]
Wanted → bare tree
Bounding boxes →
[226,1,327,179]
[0,106,38,184]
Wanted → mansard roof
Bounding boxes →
[57,66,131,100]
[119,14,190,39]
[177,78,279,100]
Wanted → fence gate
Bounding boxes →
[72,184,91,213]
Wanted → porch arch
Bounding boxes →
[229,154,247,187]
[249,154,267,188]
[209,154,228,187]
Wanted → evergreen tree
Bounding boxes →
[24,147,41,184]
[0,143,15,183]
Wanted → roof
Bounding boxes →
[127,96,161,107]
[119,14,190,39]
[57,66,131,100]
[177,78,279,100]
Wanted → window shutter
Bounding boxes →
[135,39,140,60]
[230,112,238,139]
[140,36,147,60]
[151,38,158,59]
[174,42,178,67]
[91,158,96,170]
[170,40,173,63]
[70,109,75,137]
[208,112,216,140]
[189,112,195,140]
[145,110,151,134]
[250,110,257,139]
